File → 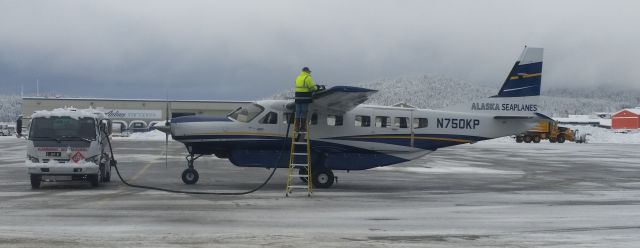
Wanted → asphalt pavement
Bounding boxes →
[1,137,639,247]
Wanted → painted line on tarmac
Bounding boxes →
[131,162,153,181]
[95,156,159,206]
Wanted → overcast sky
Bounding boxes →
[1,0,638,100]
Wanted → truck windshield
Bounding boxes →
[227,103,264,123]
[29,117,96,141]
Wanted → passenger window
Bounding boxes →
[259,112,278,124]
[327,115,343,126]
[394,117,409,128]
[375,116,390,128]
[311,112,318,125]
[355,115,371,127]
[413,118,428,128]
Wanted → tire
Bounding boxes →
[312,168,334,189]
[89,175,100,187]
[30,174,41,189]
[533,135,541,143]
[99,163,107,182]
[523,135,533,143]
[515,136,523,143]
[299,167,309,183]
[549,138,557,143]
[557,135,566,143]
[103,162,111,182]
[181,168,199,185]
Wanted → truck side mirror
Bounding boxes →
[16,117,22,137]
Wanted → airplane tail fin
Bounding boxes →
[442,46,543,117]
[496,47,543,98]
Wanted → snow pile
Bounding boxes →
[25,159,99,168]
[115,130,168,140]
[565,125,640,144]
[478,126,639,144]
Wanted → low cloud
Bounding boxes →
[1,0,638,99]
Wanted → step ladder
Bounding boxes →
[285,118,312,197]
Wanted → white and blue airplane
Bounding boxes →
[163,47,546,188]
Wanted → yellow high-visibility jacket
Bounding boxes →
[295,71,318,93]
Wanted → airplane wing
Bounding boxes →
[311,86,378,113]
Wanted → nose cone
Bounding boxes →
[154,122,171,134]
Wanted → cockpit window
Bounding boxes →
[227,103,265,123]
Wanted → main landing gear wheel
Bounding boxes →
[312,168,334,188]
[181,168,199,185]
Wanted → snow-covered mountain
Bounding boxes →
[1,75,638,122]
[272,74,640,117]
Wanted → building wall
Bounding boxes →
[22,97,249,128]
[611,110,640,129]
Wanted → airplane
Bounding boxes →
[161,47,545,189]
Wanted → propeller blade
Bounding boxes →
[165,96,169,168]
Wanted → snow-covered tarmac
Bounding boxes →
[1,136,639,247]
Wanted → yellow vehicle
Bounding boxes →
[515,120,575,143]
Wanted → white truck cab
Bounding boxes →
[18,108,114,189]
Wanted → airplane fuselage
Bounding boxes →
[170,100,533,171]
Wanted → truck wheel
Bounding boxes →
[533,135,541,143]
[557,135,566,143]
[515,136,523,143]
[549,138,557,143]
[30,175,41,189]
[89,175,100,187]
[523,135,533,143]
[99,163,107,182]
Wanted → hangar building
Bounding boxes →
[611,108,640,129]
[21,97,250,131]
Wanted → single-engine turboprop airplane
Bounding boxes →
[163,47,546,188]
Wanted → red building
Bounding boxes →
[612,108,640,129]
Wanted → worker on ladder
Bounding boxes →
[294,67,319,131]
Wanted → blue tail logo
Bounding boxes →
[497,47,543,97]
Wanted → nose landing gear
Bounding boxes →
[182,154,202,185]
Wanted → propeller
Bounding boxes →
[165,92,170,168]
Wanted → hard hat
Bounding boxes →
[302,67,311,73]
